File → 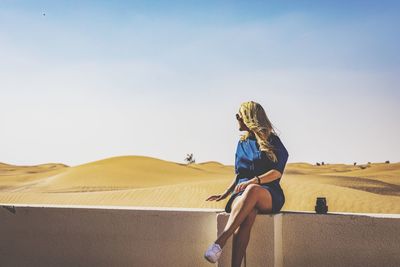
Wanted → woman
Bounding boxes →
[204,101,289,266]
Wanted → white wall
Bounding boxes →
[281,212,400,267]
[217,211,400,267]
[0,204,219,267]
[1,204,399,267]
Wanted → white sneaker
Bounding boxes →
[204,243,222,263]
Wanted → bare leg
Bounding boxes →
[215,184,272,248]
[223,195,243,233]
[232,208,258,267]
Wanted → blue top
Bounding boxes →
[234,133,289,189]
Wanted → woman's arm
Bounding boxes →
[222,177,237,196]
[249,169,282,185]
[222,177,236,197]
[234,170,281,193]
[205,176,237,201]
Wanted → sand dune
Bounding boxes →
[0,157,399,214]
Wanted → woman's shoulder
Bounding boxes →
[270,132,284,142]
[269,133,288,153]
[268,132,280,143]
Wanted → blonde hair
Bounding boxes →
[239,101,278,162]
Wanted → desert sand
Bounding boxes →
[0,156,399,214]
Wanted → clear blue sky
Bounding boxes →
[1,0,399,166]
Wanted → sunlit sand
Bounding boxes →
[1,156,399,214]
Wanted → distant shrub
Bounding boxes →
[321,162,325,166]
[368,162,371,165]
[353,162,357,166]
[359,165,367,169]
[385,160,390,164]
[316,162,321,166]
[184,153,196,164]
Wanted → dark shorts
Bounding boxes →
[224,184,285,214]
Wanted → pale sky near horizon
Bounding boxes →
[1,1,399,167]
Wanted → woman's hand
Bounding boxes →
[205,192,228,202]
[234,179,254,193]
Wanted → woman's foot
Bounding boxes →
[204,243,222,263]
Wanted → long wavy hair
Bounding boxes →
[238,101,278,162]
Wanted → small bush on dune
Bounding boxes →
[184,153,196,164]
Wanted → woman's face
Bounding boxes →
[236,112,250,132]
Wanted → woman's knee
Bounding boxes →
[246,184,259,191]
[243,184,262,198]
[243,185,273,213]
